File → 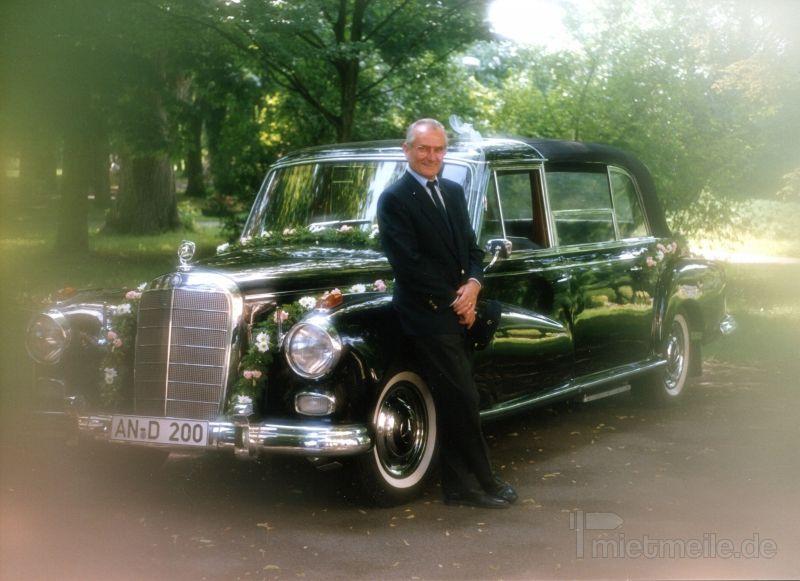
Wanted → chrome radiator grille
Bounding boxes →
[134,287,232,420]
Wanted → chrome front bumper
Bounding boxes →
[71,413,372,457]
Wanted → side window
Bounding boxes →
[547,169,616,246]
[480,169,547,251]
[609,169,649,239]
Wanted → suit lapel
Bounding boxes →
[402,172,459,260]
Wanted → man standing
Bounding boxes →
[377,119,517,508]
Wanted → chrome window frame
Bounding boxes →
[607,164,653,239]
[543,161,656,250]
[480,163,553,252]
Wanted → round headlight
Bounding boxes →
[284,319,342,379]
[26,311,71,364]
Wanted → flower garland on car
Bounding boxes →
[98,285,145,410]
[227,278,393,411]
[96,279,394,413]
[216,223,381,254]
[645,241,680,268]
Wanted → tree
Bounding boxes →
[170,0,490,142]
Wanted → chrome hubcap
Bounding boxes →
[374,382,428,479]
[664,320,686,394]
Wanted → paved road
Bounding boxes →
[2,360,799,580]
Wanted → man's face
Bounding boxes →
[403,125,447,180]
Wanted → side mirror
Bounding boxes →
[484,238,512,271]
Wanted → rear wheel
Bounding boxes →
[633,312,691,403]
[354,371,437,506]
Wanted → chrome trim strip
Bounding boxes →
[608,164,653,237]
[582,384,631,403]
[163,288,176,416]
[480,358,666,421]
[73,414,371,457]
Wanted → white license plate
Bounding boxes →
[110,415,209,447]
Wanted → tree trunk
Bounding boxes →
[56,117,91,252]
[89,121,111,208]
[206,104,226,194]
[184,111,206,198]
[18,129,58,200]
[107,153,178,234]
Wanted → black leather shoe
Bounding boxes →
[486,476,518,504]
[443,490,510,509]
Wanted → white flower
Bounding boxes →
[655,250,665,262]
[255,332,270,353]
[338,224,353,232]
[216,242,230,254]
[298,296,317,310]
[369,228,379,239]
[349,283,366,294]
[309,224,326,233]
[137,282,147,291]
[261,230,273,238]
[282,227,296,236]
[104,367,118,385]
[117,303,132,315]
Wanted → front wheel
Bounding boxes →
[633,312,692,403]
[354,371,437,506]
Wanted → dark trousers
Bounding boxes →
[410,333,495,495]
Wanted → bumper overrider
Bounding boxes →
[69,413,372,457]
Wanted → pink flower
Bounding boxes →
[646,256,656,268]
[668,241,678,254]
[113,338,123,348]
[125,290,142,300]
[656,243,666,253]
[373,279,387,292]
[107,330,118,341]
[243,370,262,381]
[338,224,353,232]
[273,309,289,323]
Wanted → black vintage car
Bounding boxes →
[26,137,735,505]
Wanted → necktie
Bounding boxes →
[426,180,451,233]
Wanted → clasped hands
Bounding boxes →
[451,279,480,329]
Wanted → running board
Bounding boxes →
[582,384,630,403]
[481,357,666,422]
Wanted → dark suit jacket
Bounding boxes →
[377,171,485,336]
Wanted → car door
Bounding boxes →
[545,163,658,378]
[472,165,574,406]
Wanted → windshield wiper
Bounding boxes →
[307,219,372,232]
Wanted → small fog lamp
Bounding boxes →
[294,392,336,416]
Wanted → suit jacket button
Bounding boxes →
[461,269,465,275]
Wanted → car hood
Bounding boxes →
[193,244,393,295]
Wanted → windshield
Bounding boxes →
[242,160,472,238]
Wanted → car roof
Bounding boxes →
[275,137,669,237]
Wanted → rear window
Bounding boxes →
[547,169,616,245]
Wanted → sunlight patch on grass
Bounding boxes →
[687,199,800,261]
